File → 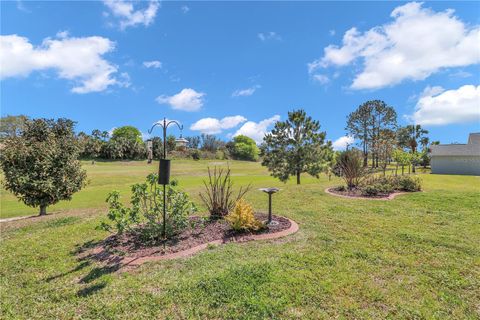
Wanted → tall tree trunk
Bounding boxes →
[296,170,301,185]
[412,164,416,173]
[39,205,47,216]
[363,140,368,167]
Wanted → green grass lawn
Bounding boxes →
[1,160,479,319]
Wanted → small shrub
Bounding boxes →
[199,167,250,219]
[361,183,393,196]
[98,174,197,241]
[190,149,200,160]
[226,198,263,232]
[396,175,422,192]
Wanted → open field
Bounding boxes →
[1,160,479,319]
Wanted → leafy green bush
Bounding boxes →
[0,118,87,216]
[228,135,259,161]
[395,175,422,192]
[226,198,263,232]
[190,149,200,160]
[361,183,394,196]
[360,175,422,196]
[98,174,197,241]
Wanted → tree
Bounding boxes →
[186,136,200,149]
[0,115,29,140]
[261,109,332,184]
[375,129,396,176]
[369,101,397,168]
[392,149,411,175]
[397,125,429,173]
[200,134,224,152]
[111,126,142,144]
[0,118,87,215]
[346,100,397,168]
[346,103,372,167]
[229,135,259,161]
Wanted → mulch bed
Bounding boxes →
[82,213,292,268]
[326,186,409,200]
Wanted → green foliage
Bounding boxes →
[360,175,422,196]
[111,126,143,144]
[261,109,332,184]
[395,175,422,192]
[360,177,395,196]
[190,149,201,160]
[0,118,87,215]
[229,135,259,161]
[226,198,264,232]
[0,114,28,139]
[199,167,250,219]
[335,149,369,190]
[98,174,197,241]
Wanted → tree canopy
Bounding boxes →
[229,135,259,161]
[261,109,332,184]
[0,115,29,140]
[0,118,87,215]
[346,100,397,167]
[111,126,143,144]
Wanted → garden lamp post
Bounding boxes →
[148,118,184,239]
[259,188,280,225]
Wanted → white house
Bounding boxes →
[430,133,480,176]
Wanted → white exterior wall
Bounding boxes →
[431,156,480,176]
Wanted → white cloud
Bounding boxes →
[190,115,247,134]
[332,135,354,151]
[103,0,159,30]
[411,84,480,126]
[312,74,330,85]
[450,70,473,78]
[16,0,30,13]
[156,88,205,111]
[181,5,190,13]
[232,85,260,97]
[143,60,162,68]
[258,32,282,41]
[0,34,125,94]
[309,2,480,90]
[233,115,280,144]
[329,30,336,36]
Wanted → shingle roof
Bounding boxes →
[431,133,480,157]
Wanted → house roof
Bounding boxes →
[431,133,480,157]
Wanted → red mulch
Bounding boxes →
[86,213,290,263]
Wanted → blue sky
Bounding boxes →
[1,1,479,148]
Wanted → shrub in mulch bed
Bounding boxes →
[87,213,290,263]
[329,175,422,199]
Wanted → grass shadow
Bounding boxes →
[77,282,107,297]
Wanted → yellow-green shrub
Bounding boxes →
[226,198,263,232]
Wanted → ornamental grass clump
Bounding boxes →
[335,149,369,190]
[199,166,251,219]
[226,198,264,232]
